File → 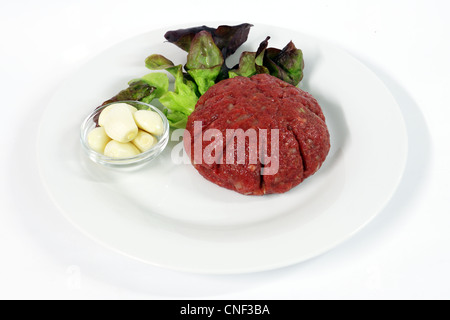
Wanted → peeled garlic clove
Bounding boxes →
[87,127,111,154]
[99,103,137,127]
[126,104,138,114]
[98,106,113,127]
[104,140,140,158]
[133,110,164,136]
[100,103,138,143]
[132,130,157,152]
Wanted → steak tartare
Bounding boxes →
[184,74,330,195]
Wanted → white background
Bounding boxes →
[1,0,449,299]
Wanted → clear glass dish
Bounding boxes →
[80,101,169,168]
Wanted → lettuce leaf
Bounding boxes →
[127,72,170,107]
[138,72,169,102]
[185,31,224,95]
[164,23,252,59]
[229,37,304,86]
[228,52,257,78]
[165,111,189,129]
[264,41,304,86]
[145,54,175,70]
[255,36,271,74]
[158,65,199,127]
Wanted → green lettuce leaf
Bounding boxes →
[185,31,224,95]
[145,54,175,70]
[159,65,198,117]
[165,111,189,129]
[228,52,257,78]
[138,72,169,102]
[145,55,199,127]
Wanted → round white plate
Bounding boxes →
[37,24,407,274]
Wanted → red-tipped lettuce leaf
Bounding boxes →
[255,36,270,74]
[213,23,253,58]
[228,52,257,78]
[164,26,216,52]
[229,37,304,86]
[164,23,253,58]
[185,31,224,95]
[145,54,175,70]
[264,41,304,86]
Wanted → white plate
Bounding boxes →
[37,24,407,274]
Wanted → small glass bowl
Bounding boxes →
[80,101,169,168]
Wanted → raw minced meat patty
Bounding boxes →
[184,74,330,195]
